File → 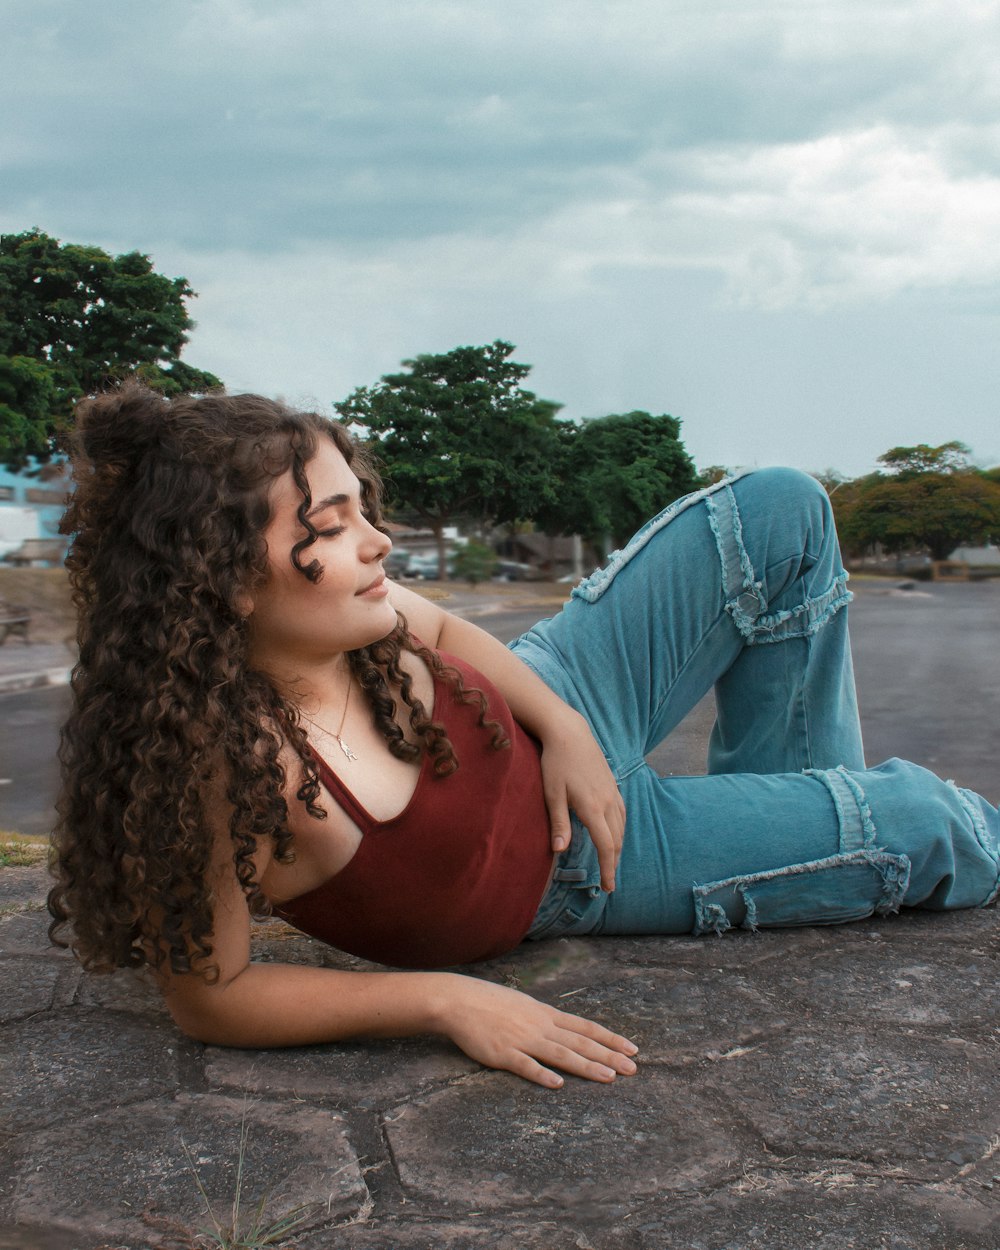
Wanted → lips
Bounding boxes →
[356,573,386,596]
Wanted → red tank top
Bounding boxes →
[273,650,554,967]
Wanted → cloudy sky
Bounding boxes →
[3,0,999,477]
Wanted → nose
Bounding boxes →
[363,518,392,561]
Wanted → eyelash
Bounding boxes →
[317,526,345,538]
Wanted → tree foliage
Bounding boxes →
[877,440,971,476]
[336,344,700,570]
[540,411,699,553]
[0,228,221,464]
[451,540,499,584]
[834,442,1000,561]
[336,341,563,571]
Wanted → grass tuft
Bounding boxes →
[182,1100,318,1250]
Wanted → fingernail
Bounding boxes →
[624,1041,639,1055]
[621,1059,637,1075]
[599,1065,616,1080]
[553,837,567,851]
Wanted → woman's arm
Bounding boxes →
[168,960,639,1089]
[160,808,638,1088]
[389,582,626,891]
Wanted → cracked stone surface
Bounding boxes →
[205,1036,474,1107]
[0,1010,182,1134]
[3,573,999,1249]
[1,860,998,1250]
[385,1069,751,1204]
[7,1093,367,1247]
[698,1028,997,1174]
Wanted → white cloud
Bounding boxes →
[4,0,1000,476]
[459,124,1000,310]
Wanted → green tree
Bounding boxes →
[696,464,734,487]
[0,228,221,464]
[835,443,1000,561]
[0,355,57,461]
[878,440,971,476]
[541,411,698,555]
[336,341,563,576]
[451,540,499,584]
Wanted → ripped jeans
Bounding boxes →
[512,467,1000,940]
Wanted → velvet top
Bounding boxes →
[273,650,554,967]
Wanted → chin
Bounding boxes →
[360,604,400,646]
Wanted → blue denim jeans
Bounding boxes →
[512,468,1000,940]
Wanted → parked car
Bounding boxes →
[383,549,412,577]
[493,560,534,582]
[404,553,453,579]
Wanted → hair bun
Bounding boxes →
[73,379,171,472]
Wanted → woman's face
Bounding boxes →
[246,436,396,670]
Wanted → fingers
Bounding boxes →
[548,806,572,855]
[595,834,617,893]
[506,1041,639,1089]
[523,1024,640,1088]
[556,1009,638,1060]
[509,1055,566,1090]
[590,799,627,891]
[529,1006,640,1083]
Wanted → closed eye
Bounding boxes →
[318,525,345,538]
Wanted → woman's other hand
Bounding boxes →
[540,708,626,892]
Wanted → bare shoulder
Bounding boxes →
[387,580,447,647]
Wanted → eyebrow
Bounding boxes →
[305,492,350,519]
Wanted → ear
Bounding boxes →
[235,590,254,619]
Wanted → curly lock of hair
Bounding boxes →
[48,380,508,981]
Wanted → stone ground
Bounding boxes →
[1,581,997,1250]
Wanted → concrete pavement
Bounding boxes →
[0,639,73,696]
[1,581,997,1249]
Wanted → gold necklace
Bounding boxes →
[301,676,358,762]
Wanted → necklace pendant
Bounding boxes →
[336,736,358,762]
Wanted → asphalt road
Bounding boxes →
[0,683,71,837]
[1,580,996,837]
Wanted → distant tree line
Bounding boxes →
[336,341,698,572]
[828,442,1000,562]
[1,231,700,566]
[5,227,995,572]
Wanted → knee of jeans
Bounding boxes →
[708,472,850,645]
[736,466,831,524]
[691,763,916,936]
[570,471,753,604]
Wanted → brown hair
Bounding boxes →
[48,380,506,979]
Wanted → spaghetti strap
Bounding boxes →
[308,748,377,832]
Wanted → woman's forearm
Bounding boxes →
[436,611,584,739]
[163,959,639,1088]
[164,961,462,1048]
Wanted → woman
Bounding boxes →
[49,382,1000,1090]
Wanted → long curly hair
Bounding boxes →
[48,380,508,980]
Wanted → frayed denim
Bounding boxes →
[512,468,1000,940]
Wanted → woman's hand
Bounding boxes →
[539,708,626,892]
[439,975,638,1089]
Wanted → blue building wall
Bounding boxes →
[0,458,71,557]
